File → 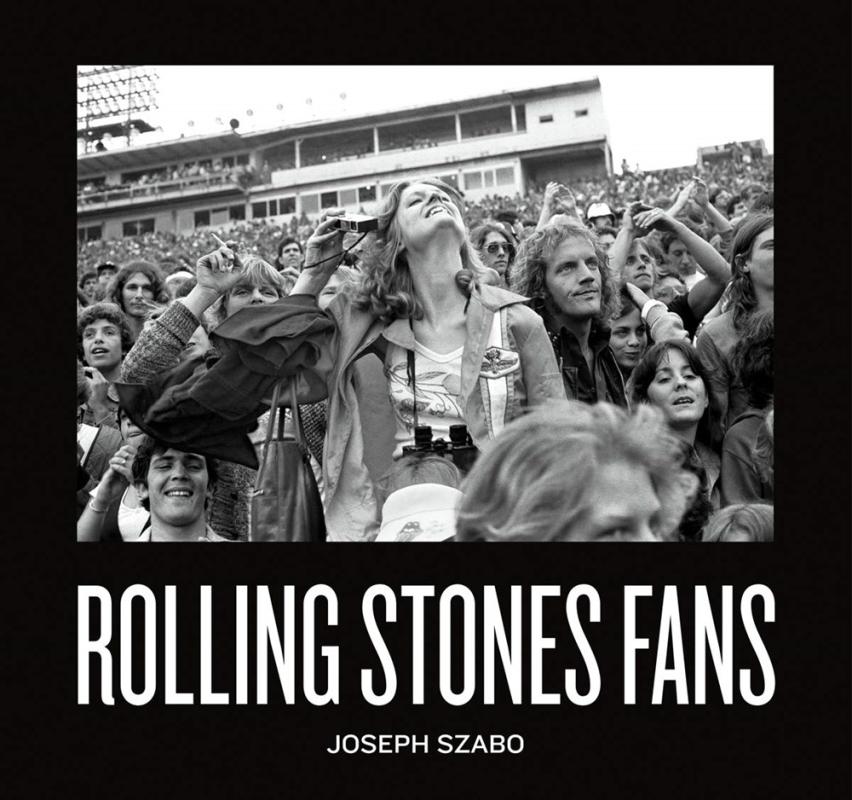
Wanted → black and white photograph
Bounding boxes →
[6,51,849,799]
[74,65,775,544]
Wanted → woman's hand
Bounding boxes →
[194,240,245,297]
[303,209,345,271]
[92,443,137,507]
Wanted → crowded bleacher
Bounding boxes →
[77,149,774,544]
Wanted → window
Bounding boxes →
[514,104,527,132]
[574,109,588,118]
[229,204,245,221]
[463,170,483,190]
[438,174,459,189]
[236,154,249,165]
[320,191,338,209]
[301,194,319,214]
[539,114,553,123]
[122,218,155,236]
[77,225,102,243]
[223,156,235,168]
[278,196,295,215]
[194,210,210,228]
[484,171,494,188]
[252,201,267,218]
[496,167,515,186]
[339,188,357,207]
[268,199,278,216]
[359,185,376,203]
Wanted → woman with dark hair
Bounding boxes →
[719,310,774,506]
[696,213,773,447]
[628,340,720,540]
[105,261,169,342]
[162,177,562,540]
[469,221,515,285]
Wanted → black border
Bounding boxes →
[6,7,851,796]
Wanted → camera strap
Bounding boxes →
[406,348,419,430]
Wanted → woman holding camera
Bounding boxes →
[167,178,563,540]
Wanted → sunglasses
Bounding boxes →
[485,242,515,257]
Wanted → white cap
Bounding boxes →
[586,202,614,220]
[376,484,463,542]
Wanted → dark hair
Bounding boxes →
[725,194,743,218]
[750,191,774,213]
[730,310,773,409]
[470,222,515,263]
[708,186,729,206]
[660,218,704,254]
[79,270,97,290]
[131,436,219,512]
[613,285,642,320]
[725,213,774,331]
[276,236,303,262]
[106,261,168,312]
[77,302,134,362]
[628,340,715,444]
[77,287,90,308]
[494,210,519,226]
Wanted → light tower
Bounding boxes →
[77,65,159,153]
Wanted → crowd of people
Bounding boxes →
[77,154,774,543]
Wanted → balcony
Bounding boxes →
[77,172,240,212]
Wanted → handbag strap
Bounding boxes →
[252,381,282,497]
[287,380,307,448]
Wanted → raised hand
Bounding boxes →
[194,238,245,296]
[92,443,138,506]
[303,209,346,272]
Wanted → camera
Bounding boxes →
[402,424,478,474]
[332,214,378,233]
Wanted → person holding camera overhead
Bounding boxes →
[163,177,563,541]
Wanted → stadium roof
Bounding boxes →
[77,79,601,178]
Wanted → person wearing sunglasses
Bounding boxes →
[470,221,515,285]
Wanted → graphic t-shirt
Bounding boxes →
[385,341,465,458]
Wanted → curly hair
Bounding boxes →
[724,213,774,332]
[76,302,134,362]
[455,401,697,542]
[348,177,489,322]
[105,261,169,312]
[510,219,620,322]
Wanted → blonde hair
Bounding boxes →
[702,503,774,542]
[349,177,489,322]
[211,256,289,325]
[510,220,620,322]
[455,401,697,542]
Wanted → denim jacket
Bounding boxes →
[319,283,563,540]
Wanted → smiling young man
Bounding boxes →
[511,219,625,405]
[78,437,229,542]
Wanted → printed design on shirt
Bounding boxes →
[386,361,463,433]
[393,519,450,542]
[479,346,520,379]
